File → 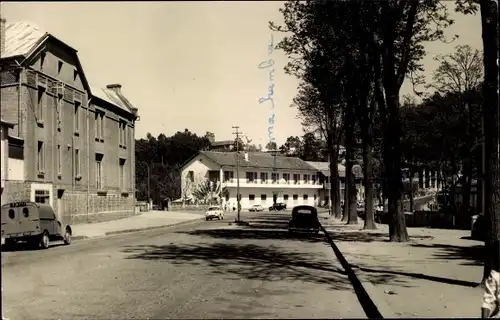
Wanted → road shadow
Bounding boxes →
[1,242,66,252]
[350,264,479,288]
[122,241,400,293]
[324,230,433,243]
[409,243,484,267]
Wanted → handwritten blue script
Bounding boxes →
[258,34,276,146]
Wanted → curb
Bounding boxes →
[320,223,393,319]
[73,217,205,241]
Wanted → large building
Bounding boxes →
[0,20,139,224]
[180,151,323,209]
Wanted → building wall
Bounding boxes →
[224,187,320,210]
[0,39,136,224]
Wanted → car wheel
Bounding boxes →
[220,215,224,220]
[206,217,209,221]
[63,228,72,245]
[39,231,50,250]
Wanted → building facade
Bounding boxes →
[0,20,138,224]
[180,151,323,210]
[1,119,24,205]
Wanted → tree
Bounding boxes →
[301,132,326,161]
[266,141,278,151]
[279,136,303,156]
[428,44,483,216]
[192,180,226,204]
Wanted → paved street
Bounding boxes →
[2,211,366,319]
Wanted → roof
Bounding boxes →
[90,84,133,114]
[211,140,234,147]
[2,20,92,96]
[199,151,318,171]
[0,119,15,128]
[2,21,47,59]
[306,161,362,179]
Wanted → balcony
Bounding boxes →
[223,179,322,189]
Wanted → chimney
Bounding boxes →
[106,83,122,92]
[1,17,6,55]
[244,152,249,162]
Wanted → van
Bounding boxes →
[1,201,72,249]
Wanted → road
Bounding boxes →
[2,211,366,319]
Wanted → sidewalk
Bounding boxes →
[319,212,484,318]
[71,210,205,240]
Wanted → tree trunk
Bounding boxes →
[384,94,409,242]
[363,135,377,229]
[409,167,414,212]
[329,140,342,218]
[480,0,500,283]
[345,102,358,224]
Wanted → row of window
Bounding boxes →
[36,87,128,148]
[247,194,316,201]
[223,171,318,184]
[37,141,127,189]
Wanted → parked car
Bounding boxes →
[288,205,320,234]
[1,201,72,249]
[249,204,264,212]
[205,206,224,221]
[269,202,287,211]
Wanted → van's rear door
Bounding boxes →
[17,203,40,237]
[1,204,19,243]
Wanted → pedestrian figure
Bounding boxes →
[482,240,500,318]
[165,198,169,211]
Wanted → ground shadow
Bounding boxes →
[324,230,433,243]
[1,242,66,252]
[350,264,479,288]
[122,242,400,293]
[409,243,484,267]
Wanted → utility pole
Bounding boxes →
[232,126,242,223]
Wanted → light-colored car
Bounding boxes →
[205,206,224,221]
[249,204,264,212]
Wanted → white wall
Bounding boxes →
[224,187,320,210]
[181,154,220,200]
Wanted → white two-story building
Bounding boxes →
[180,151,323,209]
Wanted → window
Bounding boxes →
[283,194,289,202]
[57,145,62,176]
[283,173,290,183]
[303,194,308,200]
[119,158,126,190]
[260,172,268,184]
[58,60,63,74]
[22,208,29,218]
[246,171,257,183]
[95,112,104,140]
[271,172,278,184]
[304,174,310,184]
[293,194,298,204]
[96,153,103,189]
[249,194,255,204]
[261,194,267,202]
[314,194,317,201]
[56,96,62,131]
[188,171,194,182]
[8,209,15,220]
[224,171,234,182]
[74,101,80,133]
[35,190,50,204]
[37,141,45,173]
[74,149,80,177]
[312,175,317,184]
[37,87,45,122]
[119,122,127,147]
[293,174,300,184]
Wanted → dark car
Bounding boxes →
[269,202,287,211]
[471,214,486,241]
[288,205,320,234]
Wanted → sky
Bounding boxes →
[1,1,483,146]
